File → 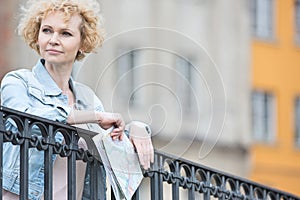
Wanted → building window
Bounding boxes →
[116,49,141,107]
[251,0,275,39]
[294,97,300,147]
[295,0,300,43]
[251,91,276,142]
[175,57,194,113]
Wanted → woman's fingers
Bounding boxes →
[98,112,125,140]
[131,136,154,169]
[110,127,124,140]
[128,122,154,169]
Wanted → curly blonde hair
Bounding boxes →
[18,0,105,61]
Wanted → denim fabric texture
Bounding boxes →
[1,59,106,200]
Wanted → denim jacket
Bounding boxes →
[1,59,105,200]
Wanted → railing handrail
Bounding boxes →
[0,106,299,200]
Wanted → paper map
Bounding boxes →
[92,128,143,200]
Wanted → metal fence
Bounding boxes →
[0,106,299,200]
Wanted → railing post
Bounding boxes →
[188,166,195,200]
[90,161,98,199]
[67,131,77,200]
[172,160,179,200]
[151,153,163,200]
[203,171,211,200]
[151,171,159,200]
[20,118,30,200]
[44,125,54,200]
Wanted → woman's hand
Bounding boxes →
[128,122,154,169]
[97,112,125,141]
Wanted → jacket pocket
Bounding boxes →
[28,86,54,106]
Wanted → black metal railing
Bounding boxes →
[0,106,299,200]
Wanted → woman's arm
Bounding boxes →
[1,72,125,140]
[67,109,125,140]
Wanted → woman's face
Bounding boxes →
[37,11,82,66]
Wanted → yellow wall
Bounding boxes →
[251,0,300,196]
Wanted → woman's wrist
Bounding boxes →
[95,111,103,124]
[127,121,152,136]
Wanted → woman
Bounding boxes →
[0,0,154,199]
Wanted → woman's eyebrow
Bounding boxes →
[61,28,74,32]
[41,24,52,28]
[41,25,75,33]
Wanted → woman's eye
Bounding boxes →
[62,31,72,37]
[42,28,52,33]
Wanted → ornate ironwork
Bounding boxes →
[0,106,299,200]
[144,150,300,200]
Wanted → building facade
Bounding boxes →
[250,0,300,196]
[77,0,252,177]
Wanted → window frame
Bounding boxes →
[251,90,276,143]
[174,57,195,114]
[294,96,300,147]
[251,0,276,40]
[115,48,141,108]
[295,0,300,44]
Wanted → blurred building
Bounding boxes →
[250,0,300,195]
[76,0,252,178]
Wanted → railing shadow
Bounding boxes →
[0,106,299,200]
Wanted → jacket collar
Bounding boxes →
[32,59,75,96]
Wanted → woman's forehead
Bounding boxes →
[42,11,82,29]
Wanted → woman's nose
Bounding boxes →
[49,33,59,45]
